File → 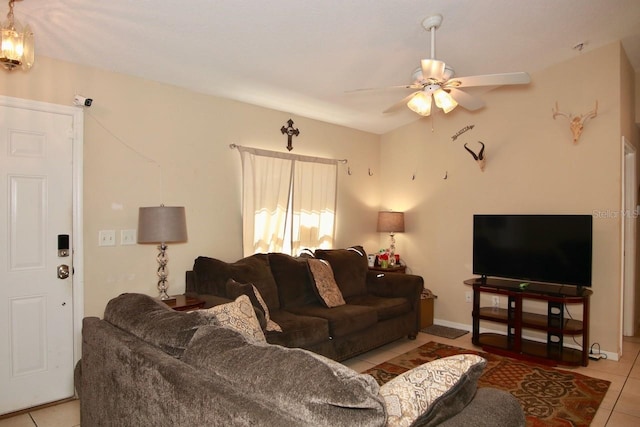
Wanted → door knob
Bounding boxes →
[57,264,70,279]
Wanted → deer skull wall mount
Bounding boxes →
[552,101,598,144]
[464,141,486,172]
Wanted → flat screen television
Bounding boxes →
[473,214,593,287]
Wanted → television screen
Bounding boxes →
[473,215,593,287]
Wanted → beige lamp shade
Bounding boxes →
[137,206,188,243]
[377,211,405,233]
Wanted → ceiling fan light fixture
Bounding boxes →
[1,0,34,71]
[407,91,432,116]
[433,89,457,113]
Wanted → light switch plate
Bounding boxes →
[121,229,136,245]
[98,230,116,246]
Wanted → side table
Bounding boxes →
[163,295,205,312]
[368,265,406,274]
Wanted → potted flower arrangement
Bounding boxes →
[378,252,390,268]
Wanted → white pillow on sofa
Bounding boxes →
[379,354,487,427]
[200,295,266,343]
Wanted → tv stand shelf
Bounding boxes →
[465,277,592,367]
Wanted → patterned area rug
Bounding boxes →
[364,341,610,427]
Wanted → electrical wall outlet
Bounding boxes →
[492,296,500,308]
[465,291,472,303]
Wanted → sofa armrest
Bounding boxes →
[366,271,423,335]
[366,271,423,301]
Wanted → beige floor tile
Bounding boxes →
[587,358,635,377]
[606,410,640,426]
[359,348,401,365]
[342,357,377,373]
[590,406,612,427]
[614,378,640,418]
[630,362,640,380]
[29,400,79,427]
[0,414,34,427]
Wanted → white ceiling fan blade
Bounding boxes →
[448,88,485,111]
[447,72,531,88]
[383,92,420,114]
[421,59,445,81]
[345,84,422,94]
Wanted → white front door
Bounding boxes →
[0,99,81,414]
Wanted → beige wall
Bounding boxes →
[636,70,640,124]
[1,42,637,355]
[380,42,635,356]
[0,56,381,317]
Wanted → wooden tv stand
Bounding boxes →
[464,277,592,367]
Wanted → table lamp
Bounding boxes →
[377,211,405,263]
[138,205,188,300]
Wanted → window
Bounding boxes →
[238,146,338,256]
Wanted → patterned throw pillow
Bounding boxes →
[225,278,282,332]
[379,354,487,427]
[251,284,283,332]
[307,258,346,307]
[201,295,266,343]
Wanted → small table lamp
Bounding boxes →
[377,211,405,262]
[138,205,188,300]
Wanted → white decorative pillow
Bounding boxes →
[379,354,487,427]
[201,295,266,343]
[308,258,346,307]
[251,284,282,332]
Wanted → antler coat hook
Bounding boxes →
[464,141,486,172]
[280,119,300,151]
[552,101,598,144]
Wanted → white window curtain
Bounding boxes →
[291,160,337,254]
[237,146,338,256]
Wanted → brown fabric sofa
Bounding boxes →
[185,246,424,361]
[76,293,526,427]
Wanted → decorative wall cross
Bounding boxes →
[280,119,300,151]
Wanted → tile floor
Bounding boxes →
[1,332,638,426]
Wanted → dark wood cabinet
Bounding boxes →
[465,277,591,367]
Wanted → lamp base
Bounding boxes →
[158,289,174,301]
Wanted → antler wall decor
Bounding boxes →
[464,141,486,172]
[552,101,598,144]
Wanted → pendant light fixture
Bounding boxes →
[1,0,34,71]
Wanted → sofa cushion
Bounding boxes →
[183,325,386,427]
[265,309,331,348]
[269,253,318,308]
[200,295,266,343]
[287,304,377,338]
[345,294,411,321]
[314,246,368,298]
[379,354,486,427]
[103,293,209,358]
[226,278,282,332]
[307,259,346,308]
[193,254,280,310]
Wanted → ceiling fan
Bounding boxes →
[365,14,531,116]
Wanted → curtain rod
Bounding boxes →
[229,143,347,164]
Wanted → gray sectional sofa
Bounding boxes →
[76,293,526,426]
[185,246,423,361]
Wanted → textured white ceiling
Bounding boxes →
[13,0,640,134]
